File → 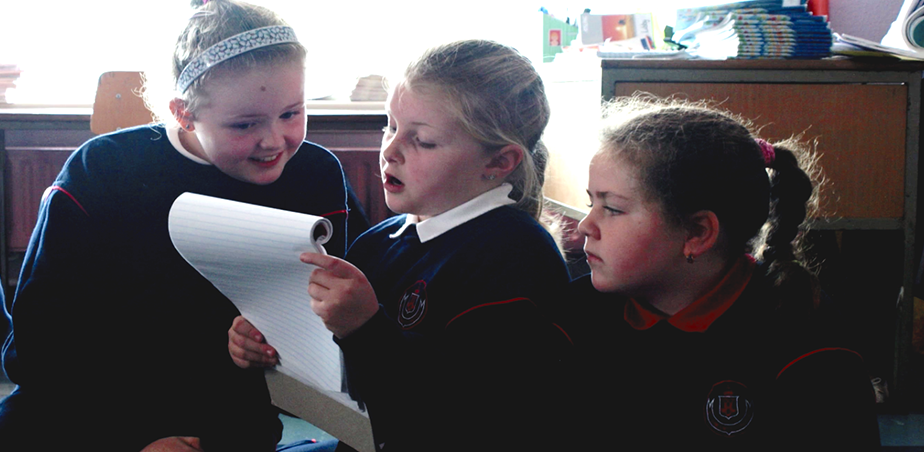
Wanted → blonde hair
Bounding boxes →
[402,40,551,222]
[142,0,305,125]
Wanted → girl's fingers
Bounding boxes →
[230,316,264,343]
[229,343,277,368]
[301,252,359,279]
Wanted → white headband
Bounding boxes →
[176,25,298,93]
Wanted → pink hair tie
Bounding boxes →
[756,138,775,167]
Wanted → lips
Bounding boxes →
[249,153,282,166]
[383,173,404,192]
[584,250,601,264]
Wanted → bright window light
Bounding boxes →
[0,1,707,106]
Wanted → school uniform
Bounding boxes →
[0,124,352,451]
[565,255,881,451]
[337,185,572,452]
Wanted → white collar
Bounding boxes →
[389,184,516,243]
[167,125,212,165]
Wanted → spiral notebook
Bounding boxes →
[167,192,342,393]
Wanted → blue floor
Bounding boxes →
[880,413,924,450]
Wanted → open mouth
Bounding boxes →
[385,174,404,187]
[250,153,282,165]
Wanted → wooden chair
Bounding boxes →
[89,71,153,135]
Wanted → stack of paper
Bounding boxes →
[0,64,21,105]
[674,0,832,60]
[350,75,387,102]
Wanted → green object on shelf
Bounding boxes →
[542,14,579,63]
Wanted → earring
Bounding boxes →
[483,174,496,181]
[686,254,695,264]
[185,124,192,130]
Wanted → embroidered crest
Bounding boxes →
[397,280,428,329]
[705,380,754,437]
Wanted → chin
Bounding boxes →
[590,272,619,294]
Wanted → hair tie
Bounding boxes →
[756,138,775,167]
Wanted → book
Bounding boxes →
[833,33,924,60]
[580,12,654,46]
[674,1,832,60]
[879,0,924,58]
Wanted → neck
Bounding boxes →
[176,127,207,162]
[643,253,733,316]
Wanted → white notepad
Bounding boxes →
[167,192,342,393]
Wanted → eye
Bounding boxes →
[280,109,302,120]
[381,124,397,135]
[415,136,436,149]
[604,206,624,216]
[230,122,257,131]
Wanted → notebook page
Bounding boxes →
[168,192,341,392]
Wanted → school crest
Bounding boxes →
[705,380,754,437]
[397,280,428,329]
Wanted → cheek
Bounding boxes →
[207,135,254,162]
[285,121,307,143]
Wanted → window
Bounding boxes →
[0,1,711,106]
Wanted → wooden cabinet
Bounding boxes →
[594,59,924,405]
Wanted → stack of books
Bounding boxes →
[673,0,832,60]
[350,75,387,102]
[0,64,21,105]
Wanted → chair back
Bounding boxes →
[90,71,153,135]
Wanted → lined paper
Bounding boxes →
[168,192,341,392]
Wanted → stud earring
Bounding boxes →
[686,254,695,264]
[483,174,496,181]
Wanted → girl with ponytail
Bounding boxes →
[566,95,880,450]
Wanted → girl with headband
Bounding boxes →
[0,1,360,450]
[563,95,880,450]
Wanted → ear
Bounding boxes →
[169,98,195,131]
[485,144,525,180]
[683,210,720,260]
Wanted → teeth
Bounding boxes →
[253,155,277,162]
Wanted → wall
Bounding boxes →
[829,0,904,41]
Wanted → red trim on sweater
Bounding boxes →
[552,323,574,345]
[321,209,348,217]
[44,186,89,217]
[445,297,535,329]
[776,347,864,380]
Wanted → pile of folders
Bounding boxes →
[672,0,833,60]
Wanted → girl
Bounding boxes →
[230,40,573,451]
[0,1,356,450]
[568,96,880,450]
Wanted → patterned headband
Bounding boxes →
[176,25,298,93]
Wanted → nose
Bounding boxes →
[578,210,599,241]
[380,134,403,165]
[260,123,284,150]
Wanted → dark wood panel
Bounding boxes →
[5,147,74,251]
[333,149,391,226]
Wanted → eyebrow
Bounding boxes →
[225,101,304,120]
[588,189,631,202]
